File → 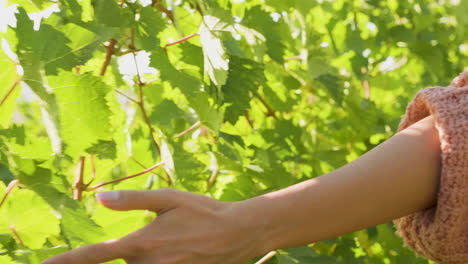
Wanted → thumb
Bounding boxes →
[96,189,181,213]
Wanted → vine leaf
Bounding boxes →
[199,15,231,88]
[0,185,60,249]
[48,72,113,157]
[136,6,166,50]
[0,50,21,128]
[222,56,266,123]
[243,6,286,63]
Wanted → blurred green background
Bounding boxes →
[1,0,465,263]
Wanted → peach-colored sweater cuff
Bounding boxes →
[393,71,468,264]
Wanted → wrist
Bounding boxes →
[230,197,278,256]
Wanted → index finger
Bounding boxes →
[43,238,131,264]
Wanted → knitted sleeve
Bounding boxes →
[393,71,468,264]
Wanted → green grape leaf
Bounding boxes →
[0,188,60,249]
[16,8,80,75]
[92,205,152,240]
[15,8,70,154]
[0,48,21,128]
[150,48,221,129]
[136,6,165,50]
[92,0,122,27]
[48,72,112,157]
[12,246,68,264]
[316,74,344,106]
[222,56,265,123]
[0,255,19,264]
[243,6,285,63]
[12,0,54,12]
[18,167,106,247]
[199,15,231,87]
[85,140,117,160]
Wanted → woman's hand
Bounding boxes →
[43,189,268,264]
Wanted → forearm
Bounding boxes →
[239,116,441,253]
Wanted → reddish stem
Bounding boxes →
[0,78,22,107]
[115,89,139,104]
[0,179,19,208]
[285,55,301,61]
[131,157,171,184]
[100,39,118,76]
[165,33,199,47]
[73,156,86,200]
[118,49,142,56]
[132,51,161,154]
[207,169,218,192]
[175,121,201,138]
[255,251,277,264]
[152,0,175,22]
[9,225,25,247]
[87,162,165,191]
[256,94,278,119]
[363,80,370,99]
[243,110,254,129]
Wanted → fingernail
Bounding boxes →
[96,191,120,204]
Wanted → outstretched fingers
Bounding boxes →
[96,188,182,213]
[42,237,135,264]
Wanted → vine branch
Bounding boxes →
[206,168,218,192]
[115,89,139,104]
[131,157,171,184]
[87,162,164,191]
[285,55,301,61]
[175,121,201,138]
[9,225,25,247]
[165,33,199,47]
[243,110,254,129]
[132,51,161,154]
[127,29,161,154]
[255,94,278,119]
[73,156,86,200]
[0,179,19,208]
[0,78,23,107]
[152,0,175,23]
[100,39,118,76]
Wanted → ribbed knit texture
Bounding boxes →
[393,71,468,264]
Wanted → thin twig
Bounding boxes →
[175,121,201,138]
[243,110,254,129]
[9,225,25,247]
[152,0,175,23]
[132,52,161,154]
[73,156,86,200]
[255,251,277,264]
[118,49,142,56]
[207,169,218,192]
[100,39,118,76]
[361,67,370,99]
[363,80,370,99]
[165,33,199,47]
[0,179,19,208]
[285,55,302,61]
[131,157,171,184]
[129,27,136,50]
[115,89,139,104]
[87,162,165,191]
[256,94,278,119]
[0,78,22,107]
